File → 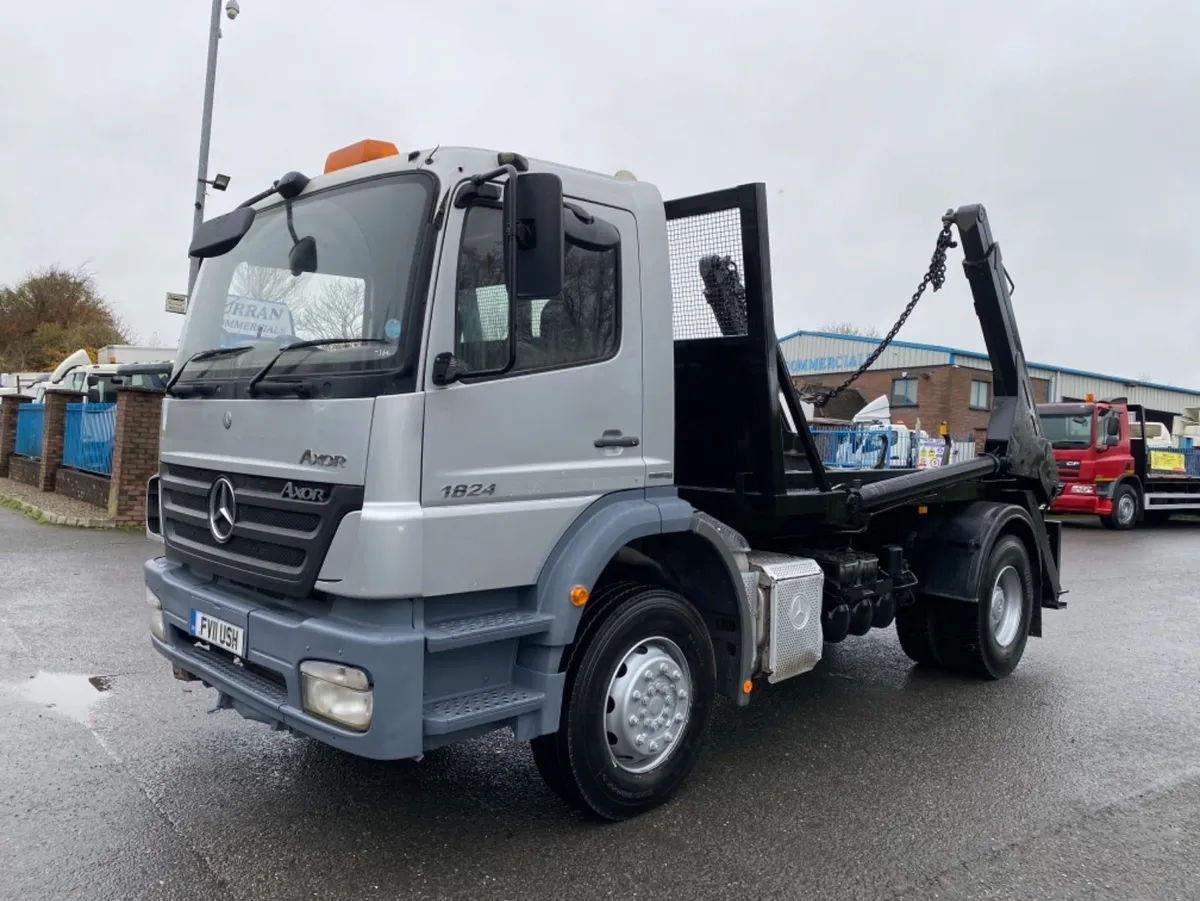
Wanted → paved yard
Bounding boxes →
[1,508,1198,900]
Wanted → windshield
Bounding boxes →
[1040,412,1095,449]
[176,173,433,389]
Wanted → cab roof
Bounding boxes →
[255,142,662,215]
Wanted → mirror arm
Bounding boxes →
[237,186,277,210]
[470,164,520,188]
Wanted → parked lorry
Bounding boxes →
[19,348,172,405]
[144,141,1065,819]
[1038,396,1200,528]
[96,344,176,365]
[0,371,51,398]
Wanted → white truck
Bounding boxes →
[145,141,1065,820]
[96,345,176,365]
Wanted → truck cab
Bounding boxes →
[1039,398,1200,528]
[147,141,1063,819]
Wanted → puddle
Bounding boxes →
[4,671,113,725]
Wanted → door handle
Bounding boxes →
[595,430,640,449]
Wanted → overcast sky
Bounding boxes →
[4,0,1197,386]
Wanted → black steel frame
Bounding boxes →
[665,186,1061,577]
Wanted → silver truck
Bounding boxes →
[145,142,1065,820]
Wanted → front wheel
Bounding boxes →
[531,583,716,821]
[1101,483,1139,530]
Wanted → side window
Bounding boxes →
[454,204,619,376]
[890,377,918,406]
[969,379,990,410]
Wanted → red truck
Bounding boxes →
[1037,396,1200,529]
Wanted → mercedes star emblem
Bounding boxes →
[222,410,233,430]
[208,476,237,544]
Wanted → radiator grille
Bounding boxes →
[159,462,363,597]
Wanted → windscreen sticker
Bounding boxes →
[384,318,403,340]
[221,295,296,345]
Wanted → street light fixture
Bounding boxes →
[188,0,240,297]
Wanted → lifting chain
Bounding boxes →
[803,216,958,408]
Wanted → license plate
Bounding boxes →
[190,610,246,657]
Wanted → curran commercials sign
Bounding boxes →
[221,295,296,345]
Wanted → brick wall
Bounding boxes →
[795,364,1050,439]
[797,366,950,428]
[57,468,112,508]
[108,388,164,525]
[0,395,29,477]
[9,455,41,486]
[38,390,84,492]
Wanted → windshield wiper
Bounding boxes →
[246,337,392,398]
[165,345,254,397]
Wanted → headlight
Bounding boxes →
[1069,483,1096,495]
[147,588,166,641]
[300,661,373,731]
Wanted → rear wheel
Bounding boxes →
[895,591,940,666]
[1101,483,1139,530]
[896,535,1034,680]
[531,583,716,821]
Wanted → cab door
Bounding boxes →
[419,196,644,598]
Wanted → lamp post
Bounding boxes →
[188,0,240,297]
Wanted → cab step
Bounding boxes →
[424,610,553,652]
[422,686,545,735]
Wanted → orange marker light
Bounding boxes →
[570,585,589,607]
[324,139,400,174]
[742,679,753,695]
[917,505,928,515]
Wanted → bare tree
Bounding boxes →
[231,265,309,303]
[821,320,881,338]
[294,279,365,341]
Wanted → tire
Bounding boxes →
[928,535,1035,680]
[1101,483,1139,531]
[530,582,716,821]
[895,591,940,666]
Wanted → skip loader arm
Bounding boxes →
[951,204,1060,507]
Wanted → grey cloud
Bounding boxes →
[2,0,1196,385]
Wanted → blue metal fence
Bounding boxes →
[62,402,117,475]
[809,425,977,470]
[1148,445,1200,477]
[14,403,44,458]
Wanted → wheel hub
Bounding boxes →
[604,637,692,774]
[989,564,1023,648]
[1118,493,1135,524]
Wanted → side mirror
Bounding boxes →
[431,352,462,387]
[1105,433,1120,447]
[504,172,564,301]
[288,235,318,276]
[189,207,256,258]
[1106,416,1121,437]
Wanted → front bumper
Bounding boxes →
[145,556,425,760]
[1049,490,1110,516]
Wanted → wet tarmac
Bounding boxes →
[1,507,1198,900]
